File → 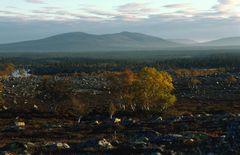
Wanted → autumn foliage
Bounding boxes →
[109,67,176,112]
[174,68,225,77]
[0,63,15,76]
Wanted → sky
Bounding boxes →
[0,0,240,43]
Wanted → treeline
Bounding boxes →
[1,53,240,75]
[160,54,240,69]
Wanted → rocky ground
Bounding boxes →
[0,110,239,155]
[0,72,240,155]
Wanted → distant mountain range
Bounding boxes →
[0,32,239,52]
[200,37,240,46]
[167,39,199,45]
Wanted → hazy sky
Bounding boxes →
[0,0,240,43]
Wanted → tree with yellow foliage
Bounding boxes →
[4,63,15,76]
[110,67,176,112]
[109,69,137,111]
[133,67,176,111]
[0,82,4,104]
[0,63,15,77]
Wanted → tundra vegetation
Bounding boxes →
[0,62,176,116]
[0,54,240,154]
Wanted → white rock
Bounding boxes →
[33,104,38,110]
[95,120,101,125]
[98,138,113,149]
[15,121,25,127]
[57,142,70,149]
[3,106,8,110]
[114,118,121,124]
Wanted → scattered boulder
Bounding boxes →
[184,138,196,145]
[94,120,101,125]
[114,118,121,124]
[15,121,25,128]
[72,138,113,150]
[56,143,70,149]
[45,142,70,151]
[130,136,149,148]
[2,106,8,111]
[33,104,38,110]
[98,138,113,149]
